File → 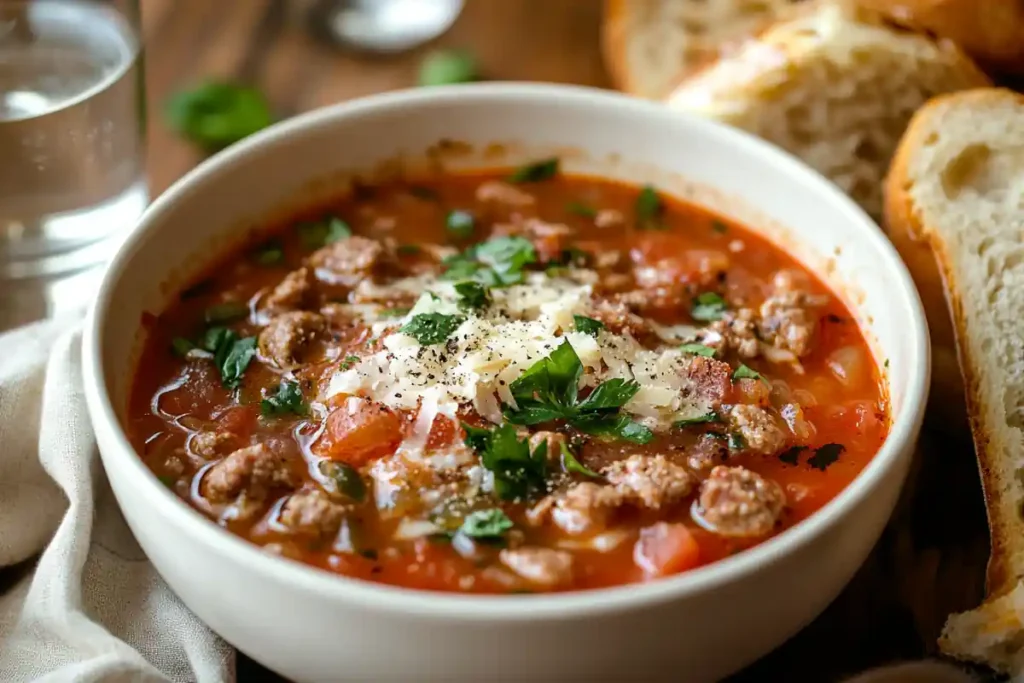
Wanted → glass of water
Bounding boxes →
[0,0,145,329]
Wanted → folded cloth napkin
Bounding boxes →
[0,318,233,683]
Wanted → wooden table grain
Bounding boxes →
[141,1,994,680]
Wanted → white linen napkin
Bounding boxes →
[0,318,233,683]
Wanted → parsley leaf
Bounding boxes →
[319,460,366,501]
[261,380,307,417]
[418,49,478,86]
[673,413,719,428]
[339,354,360,370]
[454,281,491,310]
[253,241,284,265]
[635,184,664,229]
[691,292,727,321]
[203,331,256,389]
[171,337,196,357]
[508,158,559,183]
[464,424,548,500]
[566,201,596,218]
[204,301,248,324]
[380,307,411,318]
[165,80,273,151]
[728,433,746,451]
[733,364,770,386]
[400,313,465,345]
[459,508,513,538]
[573,315,605,337]
[441,236,537,287]
[504,340,653,444]
[559,441,601,478]
[445,210,475,239]
[680,343,716,357]
[808,443,845,471]
[298,216,351,250]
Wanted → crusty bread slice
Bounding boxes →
[665,0,990,222]
[885,87,1024,675]
[858,0,1024,77]
[601,0,805,100]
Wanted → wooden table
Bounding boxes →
[142,1,995,680]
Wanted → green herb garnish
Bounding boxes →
[459,508,514,539]
[397,244,422,256]
[441,235,537,287]
[445,210,475,239]
[573,315,605,337]
[202,328,257,389]
[566,201,597,218]
[400,313,465,345]
[508,158,559,183]
[261,380,307,417]
[319,460,366,501]
[340,354,361,370]
[454,281,491,310]
[204,301,248,324]
[463,423,548,500]
[418,49,478,86]
[733,364,769,386]
[778,446,807,466]
[253,241,284,265]
[503,340,653,444]
[380,307,411,318]
[807,443,845,471]
[728,433,746,451]
[559,441,601,478]
[691,292,727,321]
[165,80,273,152]
[171,337,196,357]
[298,216,351,250]
[673,413,720,428]
[680,343,716,357]
[635,184,664,229]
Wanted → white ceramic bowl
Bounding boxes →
[82,84,929,683]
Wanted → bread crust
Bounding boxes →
[601,0,633,95]
[859,0,1024,76]
[885,88,1024,667]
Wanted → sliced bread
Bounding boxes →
[858,0,1024,77]
[601,0,804,100]
[664,0,990,222]
[885,87,1024,675]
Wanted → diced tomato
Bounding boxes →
[321,399,403,466]
[633,522,701,578]
[425,415,457,450]
[215,405,258,438]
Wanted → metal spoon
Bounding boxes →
[307,0,465,55]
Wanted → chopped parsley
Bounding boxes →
[298,216,351,250]
[573,315,604,337]
[202,328,256,389]
[690,292,727,321]
[504,339,653,444]
[339,354,360,370]
[566,201,597,218]
[508,158,559,183]
[680,343,716,357]
[445,210,475,239]
[380,306,411,318]
[253,241,284,265]
[673,412,719,428]
[635,184,664,229]
[418,48,478,86]
[400,313,465,345]
[559,441,601,478]
[728,433,746,451]
[319,460,366,501]
[459,509,513,539]
[807,443,845,471]
[261,380,307,417]
[463,423,548,500]
[441,235,537,287]
[454,281,491,310]
[778,445,807,466]
[733,363,770,386]
[165,80,273,152]
[204,301,248,324]
[396,244,422,256]
[171,337,196,357]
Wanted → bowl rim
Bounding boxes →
[83,82,930,622]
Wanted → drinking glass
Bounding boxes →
[0,0,145,329]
